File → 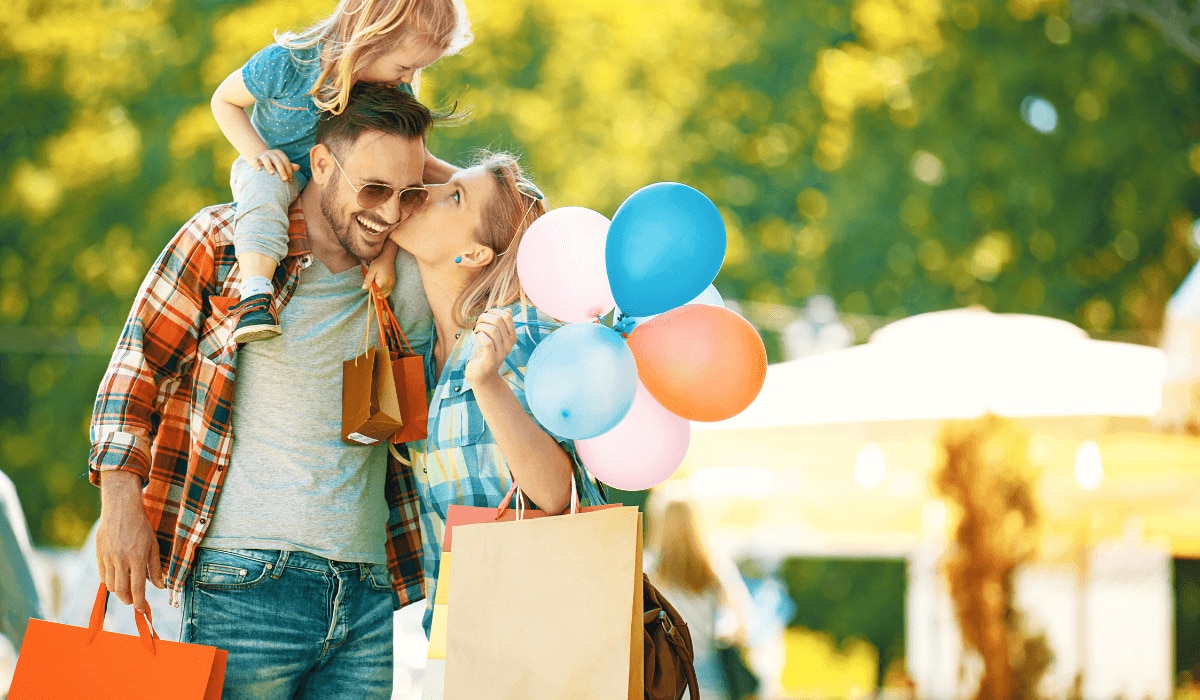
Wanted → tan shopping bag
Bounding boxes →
[444,505,644,700]
[341,298,403,445]
[423,490,622,699]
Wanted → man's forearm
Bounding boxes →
[100,469,144,510]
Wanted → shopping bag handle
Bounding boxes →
[495,475,580,520]
[87,583,159,656]
[370,283,416,355]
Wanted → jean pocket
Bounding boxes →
[366,564,393,593]
[193,549,273,590]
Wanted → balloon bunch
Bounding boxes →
[517,183,768,491]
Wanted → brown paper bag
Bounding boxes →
[444,506,644,700]
[341,298,404,444]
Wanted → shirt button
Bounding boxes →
[199,517,208,525]
[453,386,461,393]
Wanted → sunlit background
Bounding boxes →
[3,0,1200,697]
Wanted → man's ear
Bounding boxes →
[457,245,495,270]
[309,143,334,185]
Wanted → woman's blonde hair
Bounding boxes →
[278,0,473,115]
[452,151,547,327]
[650,499,721,595]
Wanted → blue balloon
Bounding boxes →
[525,323,638,439]
[606,183,726,317]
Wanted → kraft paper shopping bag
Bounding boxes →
[443,506,644,700]
[9,584,227,700]
[423,492,622,699]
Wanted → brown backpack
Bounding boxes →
[642,574,700,700]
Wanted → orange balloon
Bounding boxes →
[627,305,767,422]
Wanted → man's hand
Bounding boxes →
[96,470,164,612]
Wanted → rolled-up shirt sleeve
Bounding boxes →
[88,216,214,486]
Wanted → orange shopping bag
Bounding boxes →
[9,584,227,700]
[372,288,429,443]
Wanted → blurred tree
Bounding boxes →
[2,0,1200,546]
[934,415,1048,700]
[1074,0,1200,64]
[777,557,906,688]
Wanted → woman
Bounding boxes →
[387,151,607,634]
[648,497,755,700]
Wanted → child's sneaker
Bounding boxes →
[231,293,281,344]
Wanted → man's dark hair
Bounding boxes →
[315,82,436,153]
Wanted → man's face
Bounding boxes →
[316,131,425,262]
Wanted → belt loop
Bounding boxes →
[271,550,289,580]
[359,563,369,581]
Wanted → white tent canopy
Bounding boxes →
[699,308,1166,432]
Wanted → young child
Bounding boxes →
[211,0,471,343]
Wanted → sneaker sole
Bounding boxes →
[233,324,282,344]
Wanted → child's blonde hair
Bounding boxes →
[278,0,473,115]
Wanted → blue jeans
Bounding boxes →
[182,548,394,700]
[230,156,306,264]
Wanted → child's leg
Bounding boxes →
[229,156,305,342]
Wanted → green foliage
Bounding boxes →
[778,557,906,687]
[1177,557,1200,680]
[1,0,1199,551]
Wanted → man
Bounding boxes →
[90,83,435,698]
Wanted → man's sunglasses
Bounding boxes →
[329,152,429,212]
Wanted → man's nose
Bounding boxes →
[375,190,403,223]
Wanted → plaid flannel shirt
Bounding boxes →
[88,202,426,608]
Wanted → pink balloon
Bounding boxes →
[576,380,691,491]
[517,207,616,323]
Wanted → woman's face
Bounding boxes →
[390,166,497,265]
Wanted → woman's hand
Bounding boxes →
[464,308,516,389]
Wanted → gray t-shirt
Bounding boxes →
[203,251,430,564]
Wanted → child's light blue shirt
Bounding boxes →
[241,43,415,179]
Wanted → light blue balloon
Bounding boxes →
[606,183,726,317]
[525,323,638,439]
[614,284,725,334]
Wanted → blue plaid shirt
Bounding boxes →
[410,302,607,631]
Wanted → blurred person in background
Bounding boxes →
[647,496,757,700]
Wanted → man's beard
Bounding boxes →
[318,179,386,263]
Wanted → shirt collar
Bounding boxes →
[285,199,314,264]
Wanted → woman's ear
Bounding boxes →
[309,144,334,185]
[457,245,495,269]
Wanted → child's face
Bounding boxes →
[356,41,444,88]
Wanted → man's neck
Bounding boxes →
[299,185,359,275]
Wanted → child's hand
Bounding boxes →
[252,149,300,182]
[364,256,396,297]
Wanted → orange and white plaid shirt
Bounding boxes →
[88,202,427,608]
